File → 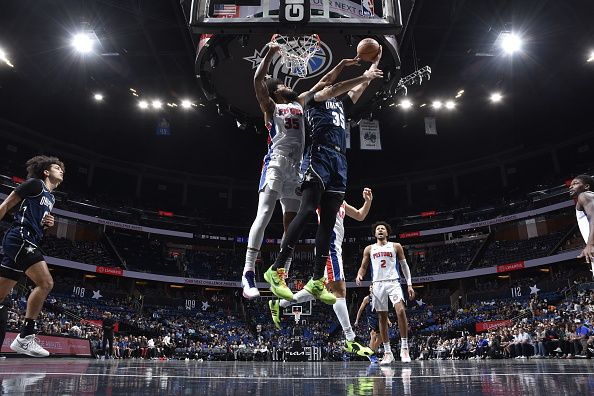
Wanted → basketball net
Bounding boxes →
[270,34,320,78]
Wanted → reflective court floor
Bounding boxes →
[0,358,593,395]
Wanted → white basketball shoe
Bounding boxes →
[10,334,50,357]
[242,271,260,299]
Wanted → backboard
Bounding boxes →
[195,32,401,123]
[189,0,404,35]
[183,0,415,125]
[283,300,312,316]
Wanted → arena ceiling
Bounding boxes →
[0,0,593,183]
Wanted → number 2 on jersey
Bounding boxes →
[380,259,386,268]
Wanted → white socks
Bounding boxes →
[333,298,355,341]
[243,248,259,275]
[384,342,392,354]
[401,338,408,349]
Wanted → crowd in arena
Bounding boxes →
[2,268,592,362]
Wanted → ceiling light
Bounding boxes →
[129,88,137,92]
[138,100,149,109]
[419,103,426,108]
[152,100,162,109]
[432,101,442,109]
[181,100,192,109]
[72,33,94,54]
[0,48,14,67]
[132,92,139,97]
[93,93,103,101]
[445,100,455,109]
[500,32,522,54]
[490,92,503,103]
[457,90,464,96]
[587,50,594,63]
[399,99,413,109]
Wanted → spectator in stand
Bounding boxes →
[534,324,547,358]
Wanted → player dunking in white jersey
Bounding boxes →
[356,222,415,364]
[269,188,375,358]
[569,174,594,278]
[241,43,306,299]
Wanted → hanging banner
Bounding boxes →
[359,119,381,150]
[425,117,437,135]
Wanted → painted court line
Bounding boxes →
[0,372,592,380]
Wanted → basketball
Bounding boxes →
[357,38,380,62]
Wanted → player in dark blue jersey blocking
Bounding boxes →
[0,155,64,357]
[265,48,383,304]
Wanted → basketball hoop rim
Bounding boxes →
[270,33,320,45]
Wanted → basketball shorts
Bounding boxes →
[371,280,405,312]
[258,152,302,211]
[324,240,344,282]
[301,145,347,193]
[1,229,44,281]
[367,315,380,333]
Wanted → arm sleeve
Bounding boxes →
[14,179,43,198]
[400,259,412,286]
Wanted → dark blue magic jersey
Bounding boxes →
[305,94,353,152]
[12,179,55,245]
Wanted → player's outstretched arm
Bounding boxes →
[297,58,359,106]
[354,295,369,326]
[348,46,382,104]
[396,243,415,300]
[254,44,281,116]
[313,68,383,103]
[345,188,373,221]
[577,192,594,263]
[356,245,372,285]
[0,191,22,222]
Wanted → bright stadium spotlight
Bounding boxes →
[400,99,413,110]
[71,32,94,54]
[500,32,522,55]
[455,90,464,99]
[432,100,443,109]
[93,93,104,101]
[588,50,594,63]
[445,100,455,110]
[490,92,503,103]
[151,100,162,109]
[138,100,149,109]
[0,48,14,67]
[181,99,192,109]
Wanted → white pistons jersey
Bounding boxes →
[265,102,305,161]
[370,242,400,282]
[317,202,346,282]
[576,209,590,244]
